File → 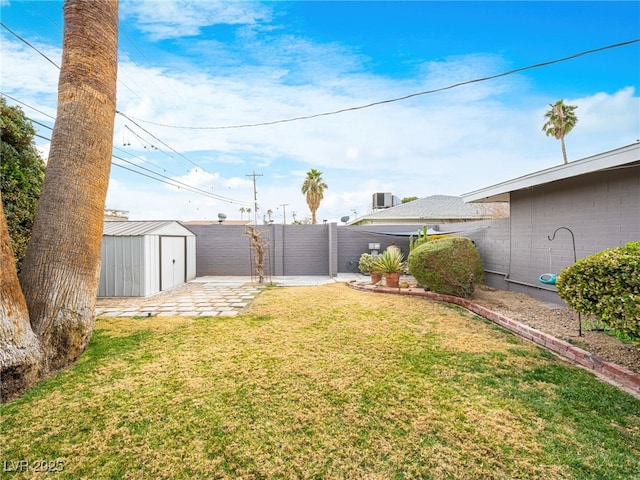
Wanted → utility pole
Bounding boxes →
[279,203,288,224]
[245,171,262,225]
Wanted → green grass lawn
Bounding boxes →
[1,284,639,479]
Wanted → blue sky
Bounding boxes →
[1,1,639,223]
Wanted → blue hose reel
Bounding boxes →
[538,273,557,285]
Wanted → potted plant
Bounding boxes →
[358,253,382,284]
[371,249,406,288]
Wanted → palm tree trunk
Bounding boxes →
[19,0,119,373]
[0,196,43,402]
[561,136,568,164]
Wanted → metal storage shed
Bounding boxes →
[98,221,196,297]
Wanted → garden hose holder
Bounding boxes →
[545,226,582,336]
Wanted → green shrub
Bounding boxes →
[556,241,640,339]
[408,237,484,298]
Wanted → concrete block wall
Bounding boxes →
[188,221,508,278]
[189,224,253,276]
[272,224,331,275]
[190,223,416,277]
[189,165,637,305]
[337,225,412,272]
[189,224,336,277]
[508,165,639,301]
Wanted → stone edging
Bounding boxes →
[347,281,640,398]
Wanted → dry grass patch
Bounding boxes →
[1,284,639,479]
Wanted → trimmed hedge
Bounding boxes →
[407,237,484,298]
[556,241,640,339]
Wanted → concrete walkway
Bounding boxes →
[95,274,366,318]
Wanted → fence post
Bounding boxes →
[328,222,338,277]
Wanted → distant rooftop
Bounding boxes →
[349,195,505,226]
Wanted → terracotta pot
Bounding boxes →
[370,272,383,284]
[385,272,401,288]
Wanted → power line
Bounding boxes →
[0,93,55,119]
[1,93,224,198]
[116,111,211,174]
[112,153,251,205]
[117,132,183,178]
[0,21,252,208]
[27,0,62,31]
[19,129,252,206]
[5,16,638,134]
[1,20,148,105]
[123,38,640,130]
[30,118,53,130]
[1,17,216,179]
[0,22,59,69]
[22,2,198,130]
[123,124,177,164]
[6,14,637,143]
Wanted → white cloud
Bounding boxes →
[0,38,60,121]
[574,87,639,137]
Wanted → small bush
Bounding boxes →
[556,241,640,339]
[408,237,484,298]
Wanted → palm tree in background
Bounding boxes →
[301,169,328,224]
[542,100,578,164]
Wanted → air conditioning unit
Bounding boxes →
[372,192,400,209]
[373,192,390,208]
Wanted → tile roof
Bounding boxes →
[355,195,490,222]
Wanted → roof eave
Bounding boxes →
[462,143,640,204]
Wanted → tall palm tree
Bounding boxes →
[301,169,328,224]
[239,207,245,220]
[2,0,119,400]
[542,100,578,164]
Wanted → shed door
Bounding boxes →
[160,236,186,291]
